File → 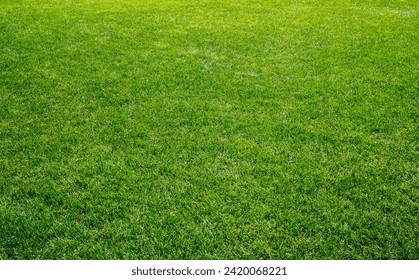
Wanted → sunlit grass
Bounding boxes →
[0,0,418,259]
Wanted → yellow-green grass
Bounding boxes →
[0,0,418,259]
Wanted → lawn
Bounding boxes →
[0,0,418,259]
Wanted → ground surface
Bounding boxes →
[0,0,418,259]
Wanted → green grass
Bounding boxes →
[0,0,418,259]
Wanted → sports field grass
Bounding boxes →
[0,0,418,259]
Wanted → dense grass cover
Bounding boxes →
[0,0,418,259]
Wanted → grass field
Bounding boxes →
[0,0,418,259]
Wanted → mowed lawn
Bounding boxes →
[0,0,418,259]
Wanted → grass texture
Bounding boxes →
[0,0,418,259]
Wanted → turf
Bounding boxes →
[0,0,418,259]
